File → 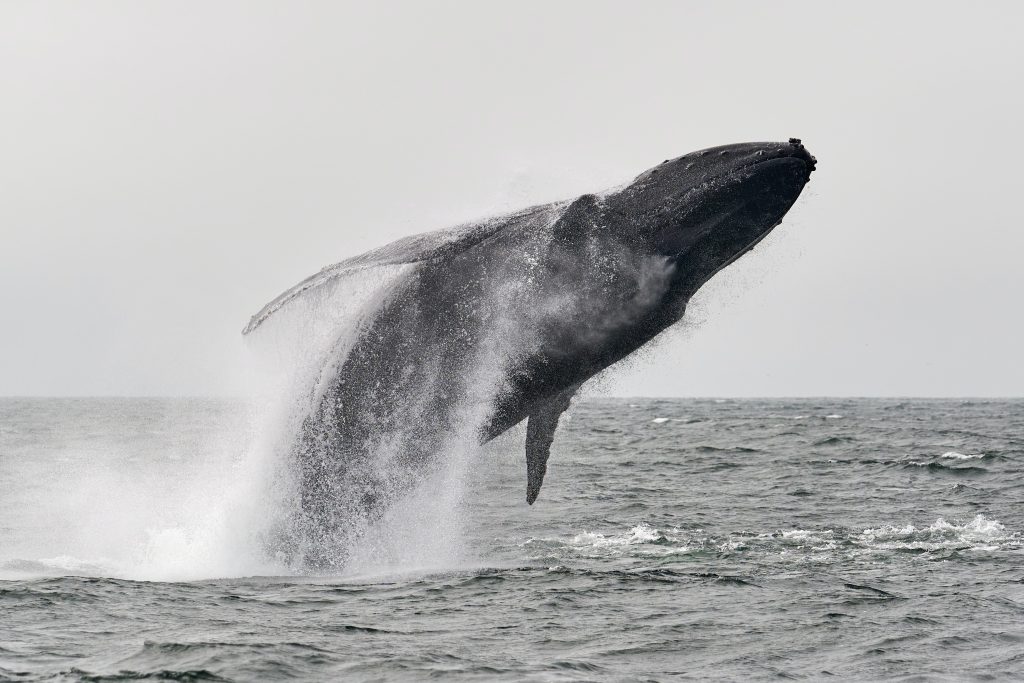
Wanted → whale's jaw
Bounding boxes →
[606,139,814,298]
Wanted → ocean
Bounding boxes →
[1,397,1022,680]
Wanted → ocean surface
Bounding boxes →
[1,397,1022,681]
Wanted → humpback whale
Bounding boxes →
[246,139,816,568]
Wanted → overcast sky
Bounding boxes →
[2,1,1021,397]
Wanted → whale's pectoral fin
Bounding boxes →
[525,385,579,505]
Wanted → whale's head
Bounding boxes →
[606,139,815,296]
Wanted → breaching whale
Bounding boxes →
[246,139,816,568]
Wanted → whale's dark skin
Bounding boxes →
[246,139,816,568]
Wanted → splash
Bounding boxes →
[0,194,682,581]
[100,267,418,581]
[247,244,568,573]
[0,263,420,582]
[0,397,283,582]
[248,200,679,574]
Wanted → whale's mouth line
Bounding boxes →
[668,156,811,217]
[651,155,808,252]
[717,154,812,186]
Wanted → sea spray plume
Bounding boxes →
[244,139,816,570]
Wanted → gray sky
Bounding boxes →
[2,1,1022,397]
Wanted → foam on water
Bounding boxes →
[572,523,666,547]
[514,513,1021,568]
[941,450,985,460]
[859,514,1017,552]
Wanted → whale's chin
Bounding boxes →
[666,168,808,295]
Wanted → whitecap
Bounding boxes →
[858,514,1016,552]
[940,451,984,460]
[572,523,664,547]
[651,417,669,424]
[781,529,833,540]
[769,529,838,552]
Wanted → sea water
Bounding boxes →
[1,397,1022,680]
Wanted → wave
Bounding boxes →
[940,451,986,460]
[902,461,989,475]
[519,523,690,560]
[572,523,667,547]
[762,515,1018,555]
[858,515,1016,552]
[516,515,1020,565]
[813,436,856,446]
